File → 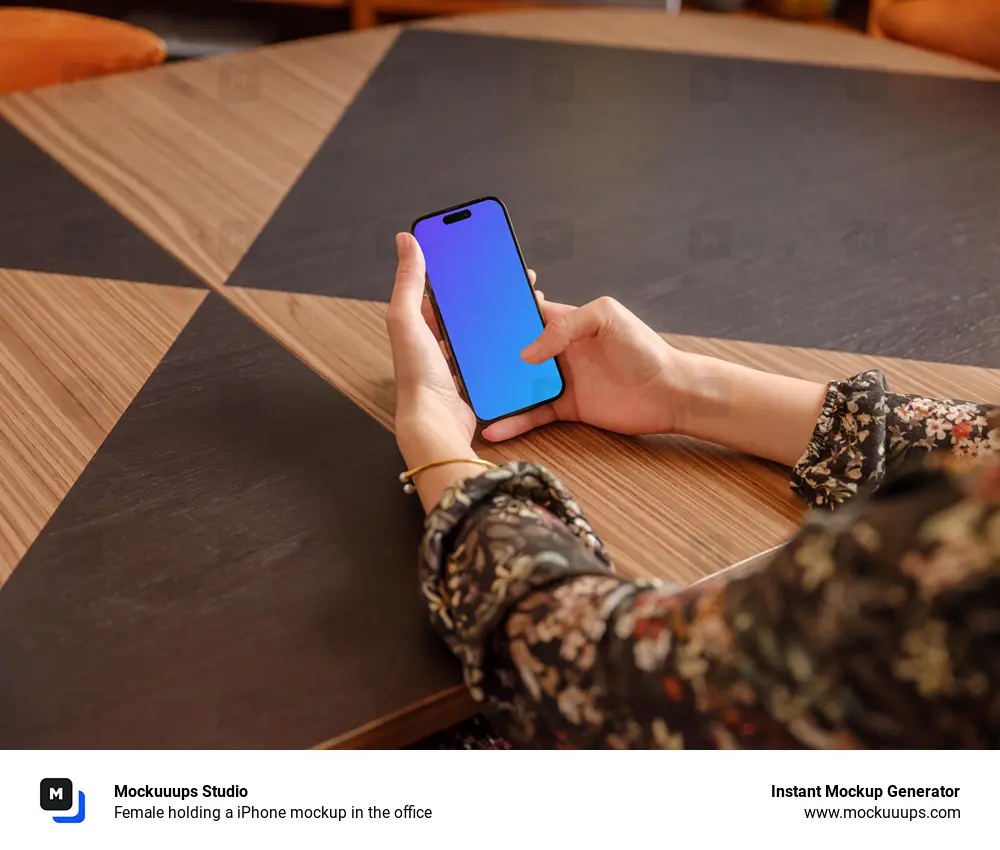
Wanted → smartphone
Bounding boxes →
[411,197,565,425]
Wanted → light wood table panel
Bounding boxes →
[422,8,1000,78]
[226,289,1000,585]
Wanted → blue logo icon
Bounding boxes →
[40,778,86,823]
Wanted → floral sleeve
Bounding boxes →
[420,452,1000,748]
[791,369,997,508]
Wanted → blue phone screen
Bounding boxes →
[413,199,563,423]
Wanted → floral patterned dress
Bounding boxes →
[412,371,999,749]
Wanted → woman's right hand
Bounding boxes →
[482,295,694,442]
[422,285,828,466]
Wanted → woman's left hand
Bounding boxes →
[387,232,484,512]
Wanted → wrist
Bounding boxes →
[408,461,488,515]
[396,415,474,468]
[396,418,486,514]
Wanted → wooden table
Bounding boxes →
[0,9,998,749]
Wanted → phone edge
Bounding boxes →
[410,197,567,427]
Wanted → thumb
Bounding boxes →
[390,232,426,316]
[522,296,618,363]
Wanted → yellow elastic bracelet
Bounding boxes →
[399,458,496,494]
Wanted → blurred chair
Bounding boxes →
[0,7,166,96]
[879,0,1000,72]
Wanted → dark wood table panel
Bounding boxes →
[229,29,1000,366]
[0,116,201,287]
[0,295,458,748]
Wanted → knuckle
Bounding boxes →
[548,314,571,338]
[595,296,621,315]
[593,296,623,332]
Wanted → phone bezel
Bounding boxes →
[410,196,566,426]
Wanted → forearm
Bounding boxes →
[675,352,828,468]
[674,357,996,509]
[423,456,1000,749]
[417,462,616,716]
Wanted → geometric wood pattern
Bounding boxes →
[0,117,202,287]
[0,295,459,749]
[0,27,401,289]
[227,288,1000,583]
[225,289,805,582]
[0,10,997,748]
[226,29,1000,367]
[0,271,204,583]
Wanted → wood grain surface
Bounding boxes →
[0,272,204,583]
[0,295,461,749]
[0,10,993,293]
[316,684,474,749]
[227,28,1000,367]
[1,10,997,749]
[225,289,1000,584]
[224,290,792,582]
[422,8,1000,79]
[0,27,401,288]
[0,115,201,287]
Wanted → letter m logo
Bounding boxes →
[40,778,74,812]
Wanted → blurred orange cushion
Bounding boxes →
[0,7,166,95]
[880,0,1000,72]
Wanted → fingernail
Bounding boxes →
[395,233,406,257]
